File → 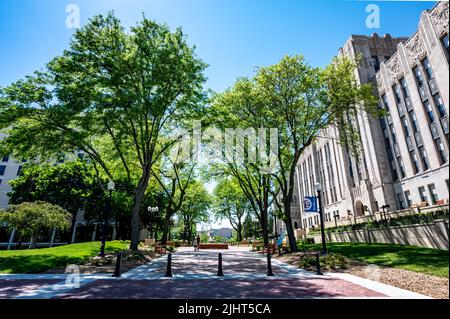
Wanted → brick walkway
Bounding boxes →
[0,247,429,299]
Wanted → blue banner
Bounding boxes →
[304,196,318,213]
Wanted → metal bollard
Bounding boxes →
[267,253,274,276]
[165,253,173,277]
[316,252,323,275]
[112,252,122,277]
[217,253,224,276]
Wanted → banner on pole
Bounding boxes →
[304,196,318,213]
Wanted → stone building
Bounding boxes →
[277,1,449,235]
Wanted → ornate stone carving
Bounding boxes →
[375,72,383,92]
[405,32,426,67]
[386,55,400,84]
[430,1,449,37]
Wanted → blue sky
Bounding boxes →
[0,0,436,93]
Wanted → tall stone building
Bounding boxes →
[278,1,449,234]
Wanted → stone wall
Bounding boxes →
[312,220,449,250]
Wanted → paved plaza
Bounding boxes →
[0,247,430,299]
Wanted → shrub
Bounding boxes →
[299,253,349,272]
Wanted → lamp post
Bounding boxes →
[333,212,338,228]
[315,183,327,255]
[147,206,159,240]
[381,204,390,225]
[99,180,115,257]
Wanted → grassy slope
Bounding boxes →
[0,241,129,274]
[304,243,449,278]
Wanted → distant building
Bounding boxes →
[208,228,233,240]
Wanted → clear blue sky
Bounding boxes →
[0,0,436,93]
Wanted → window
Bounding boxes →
[410,151,420,174]
[393,84,402,103]
[418,146,430,171]
[413,66,424,87]
[433,94,447,118]
[397,193,405,209]
[427,184,438,205]
[404,191,412,208]
[1,155,9,162]
[373,56,380,72]
[441,34,449,61]
[421,58,433,80]
[435,138,447,164]
[0,179,2,186]
[390,125,398,144]
[423,101,435,123]
[382,94,390,111]
[0,165,6,176]
[409,111,420,133]
[17,166,22,176]
[443,34,449,52]
[400,78,410,98]
[403,118,411,137]
[418,186,428,204]
[399,159,406,178]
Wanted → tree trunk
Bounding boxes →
[283,200,297,252]
[130,186,146,250]
[260,210,269,247]
[160,210,172,245]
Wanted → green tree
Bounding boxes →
[0,201,71,249]
[0,13,207,250]
[179,181,210,242]
[213,177,250,242]
[211,55,379,251]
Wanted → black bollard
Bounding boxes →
[267,253,274,276]
[165,253,173,277]
[316,252,323,275]
[112,252,122,277]
[217,253,224,276]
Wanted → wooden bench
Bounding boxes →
[154,244,167,254]
[261,243,276,254]
[251,241,263,250]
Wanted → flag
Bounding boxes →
[304,196,318,213]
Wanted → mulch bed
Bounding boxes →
[43,249,160,274]
[274,252,449,299]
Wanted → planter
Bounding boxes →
[199,243,229,249]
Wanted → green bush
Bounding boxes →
[300,253,349,272]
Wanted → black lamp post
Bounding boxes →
[333,212,338,228]
[381,204,390,225]
[315,183,327,255]
[99,180,115,257]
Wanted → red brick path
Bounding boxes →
[55,277,385,299]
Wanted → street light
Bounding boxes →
[99,180,115,257]
[381,204,390,225]
[147,206,159,240]
[315,183,327,255]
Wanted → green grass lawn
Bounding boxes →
[0,241,129,274]
[302,242,449,278]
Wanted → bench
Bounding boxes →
[154,244,167,254]
[251,241,263,251]
[261,243,276,254]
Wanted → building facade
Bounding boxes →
[277,2,449,234]
[0,133,25,208]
